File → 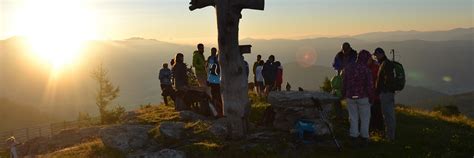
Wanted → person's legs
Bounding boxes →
[160,84,169,106]
[381,92,396,140]
[346,98,360,138]
[210,84,223,117]
[370,99,385,133]
[358,98,371,139]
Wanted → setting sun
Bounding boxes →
[13,0,97,71]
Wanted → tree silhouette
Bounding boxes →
[91,63,120,124]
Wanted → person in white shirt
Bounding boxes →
[255,60,265,97]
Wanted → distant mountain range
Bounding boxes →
[352,28,474,42]
[0,27,473,123]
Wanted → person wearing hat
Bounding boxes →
[373,47,397,141]
[6,136,19,158]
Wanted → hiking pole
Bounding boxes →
[311,97,343,152]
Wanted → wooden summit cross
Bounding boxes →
[189,0,264,137]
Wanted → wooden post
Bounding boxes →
[189,0,264,138]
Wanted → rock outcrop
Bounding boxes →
[179,111,208,121]
[99,124,155,153]
[267,91,337,135]
[158,122,186,140]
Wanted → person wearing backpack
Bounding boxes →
[342,50,374,147]
[207,47,223,117]
[373,47,397,141]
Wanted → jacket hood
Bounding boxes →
[357,50,371,64]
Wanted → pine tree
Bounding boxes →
[91,64,120,124]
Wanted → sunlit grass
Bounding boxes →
[41,139,124,158]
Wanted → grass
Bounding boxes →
[39,139,124,158]
[34,92,474,158]
[136,105,180,124]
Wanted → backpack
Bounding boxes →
[391,61,405,91]
[294,119,316,144]
[331,74,343,98]
[390,49,406,91]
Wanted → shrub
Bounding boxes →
[102,105,126,124]
[433,104,461,116]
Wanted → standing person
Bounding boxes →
[274,61,283,91]
[342,50,374,147]
[368,55,385,134]
[255,60,265,97]
[6,136,19,158]
[172,53,188,111]
[253,55,262,92]
[332,42,358,120]
[207,47,223,117]
[262,55,277,95]
[159,63,174,106]
[373,47,397,141]
[193,43,207,87]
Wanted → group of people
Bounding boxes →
[252,55,284,97]
[332,42,397,146]
[159,44,224,117]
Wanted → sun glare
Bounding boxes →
[15,0,97,72]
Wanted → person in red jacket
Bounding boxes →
[368,56,385,134]
[274,61,283,91]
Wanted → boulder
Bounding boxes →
[209,118,229,139]
[268,91,337,135]
[179,111,208,121]
[100,124,155,152]
[268,91,338,108]
[159,122,186,140]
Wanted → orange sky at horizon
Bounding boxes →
[1,0,472,45]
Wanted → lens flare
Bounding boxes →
[296,47,317,68]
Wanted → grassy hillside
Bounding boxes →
[415,92,474,118]
[10,100,472,158]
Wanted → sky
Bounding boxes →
[1,0,473,44]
